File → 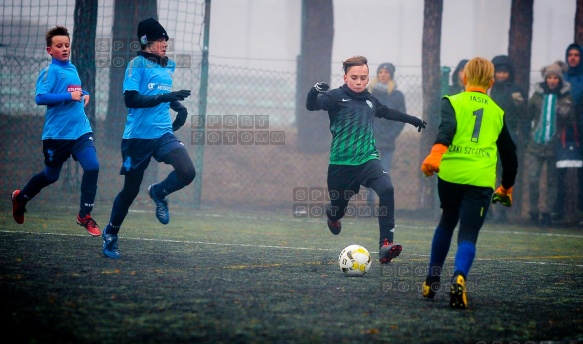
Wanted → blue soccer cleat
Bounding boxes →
[148,184,169,225]
[102,229,120,259]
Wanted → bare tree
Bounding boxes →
[508,0,533,97]
[418,0,443,211]
[296,0,334,153]
[507,0,533,218]
[72,0,98,128]
[105,0,158,149]
[576,0,583,44]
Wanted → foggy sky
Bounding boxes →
[209,0,576,82]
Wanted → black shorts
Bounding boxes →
[42,132,95,167]
[327,159,389,196]
[437,177,493,229]
[119,133,186,175]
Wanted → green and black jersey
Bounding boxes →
[306,84,419,166]
[436,91,517,189]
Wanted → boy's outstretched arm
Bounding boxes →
[124,90,191,109]
[377,104,426,132]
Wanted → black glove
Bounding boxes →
[313,82,329,93]
[159,90,191,103]
[413,118,427,132]
[172,108,188,131]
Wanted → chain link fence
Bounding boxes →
[1,1,542,223]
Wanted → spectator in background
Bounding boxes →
[490,55,528,222]
[561,43,583,223]
[526,62,574,226]
[365,62,407,209]
[448,59,468,95]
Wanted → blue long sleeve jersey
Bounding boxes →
[122,52,178,139]
[35,58,92,140]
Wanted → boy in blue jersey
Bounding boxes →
[305,55,426,264]
[101,18,195,259]
[11,26,101,237]
[420,57,518,309]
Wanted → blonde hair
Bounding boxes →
[463,57,494,89]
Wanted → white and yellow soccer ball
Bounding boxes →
[338,244,371,277]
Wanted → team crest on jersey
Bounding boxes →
[366,100,373,108]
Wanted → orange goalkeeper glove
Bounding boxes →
[492,186,513,207]
[421,144,448,176]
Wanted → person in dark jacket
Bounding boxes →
[562,44,583,221]
[448,59,468,95]
[365,62,407,208]
[490,55,528,222]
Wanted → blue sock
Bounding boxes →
[428,226,454,278]
[453,241,476,278]
[79,170,98,217]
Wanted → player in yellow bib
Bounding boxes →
[420,57,518,309]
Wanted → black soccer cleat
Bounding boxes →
[327,219,341,235]
[449,273,468,309]
[379,238,402,264]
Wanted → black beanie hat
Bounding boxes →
[377,62,396,77]
[137,18,168,45]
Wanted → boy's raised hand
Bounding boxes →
[314,82,329,93]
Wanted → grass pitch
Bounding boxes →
[1,202,582,343]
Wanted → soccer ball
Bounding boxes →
[338,244,371,277]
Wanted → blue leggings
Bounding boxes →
[19,146,99,216]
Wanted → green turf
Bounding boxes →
[1,203,582,343]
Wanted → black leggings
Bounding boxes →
[108,148,195,229]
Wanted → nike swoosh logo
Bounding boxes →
[341,98,351,102]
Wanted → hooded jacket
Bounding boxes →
[564,44,583,104]
[368,66,407,152]
[448,59,468,95]
[527,63,575,159]
[490,55,529,147]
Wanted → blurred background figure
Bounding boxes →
[526,61,574,226]
[366,62,407,210]
[561,43,583,224]
[490,55,528,223]
[448,59,468,95]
